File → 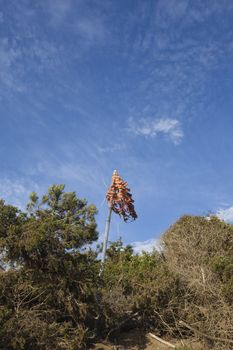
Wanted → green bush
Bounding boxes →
[1,189,233,350]
[0,185,99,350]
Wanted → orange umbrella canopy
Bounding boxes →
[106,170,137,222]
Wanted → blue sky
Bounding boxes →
[1,0,233,252]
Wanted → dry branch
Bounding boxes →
[148,333,176,348]
[179,320,233,345]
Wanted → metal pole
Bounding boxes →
[99,206,112,276]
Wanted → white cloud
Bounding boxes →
[0,179,26,198]
[0,38,22,89]
[216,206,233,222]
[75,18,106,42]
[122,1,233,130]
[37,159,103,195]
[132,238,160,254]
[97,144,125,153]
[44,0,107,43]
[0,178,39,209]
[46,0,73,25]
[0,34,59,92]
[128,117,184,144]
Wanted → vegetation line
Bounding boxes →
[0,185,232,349]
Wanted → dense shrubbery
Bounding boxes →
[101,216,233,348]
[0,186,233,349]
[163,216,233,349]
[100,239,183,337]
[0,185,99,349]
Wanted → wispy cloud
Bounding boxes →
[44,0,107,43]
[132,238,160,254]
[0,178,39,209]
[97,144,125,154]
[26,39,60,70]
[0,38,22,89]
[75,17,106,42]
[0,179,26,198]
[127,117,183,144]
[37,159,89,183]
[0,28,60,94]
[45,0,73,25]
[216,206,233,222]
[36,157,105,196]
[120,0,233,132]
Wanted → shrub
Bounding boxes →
[0,185,99,350]
[163,215,233,349]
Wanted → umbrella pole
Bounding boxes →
[99,206,112,276]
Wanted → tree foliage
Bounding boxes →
[0,185,99,350]
[0,186,233,350]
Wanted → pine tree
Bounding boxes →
[0,185,99,350]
